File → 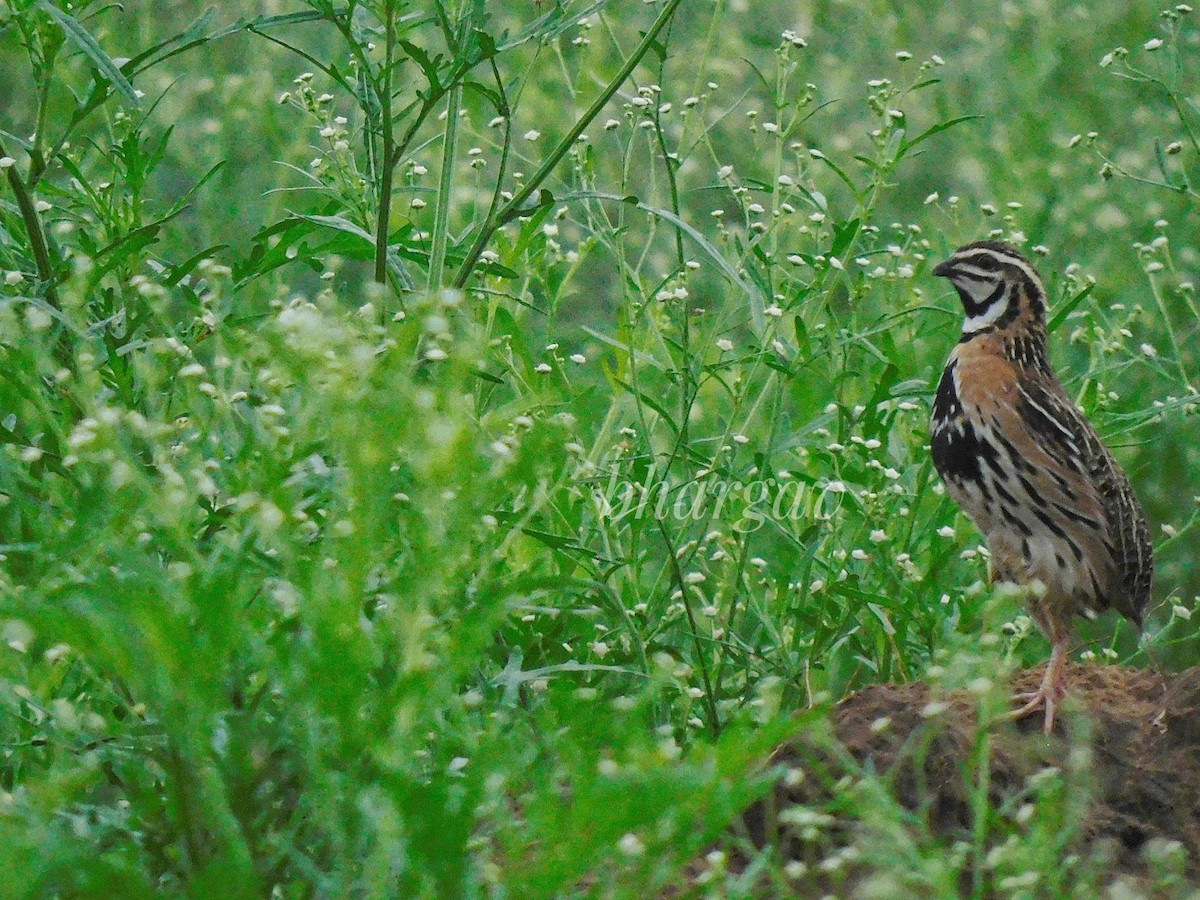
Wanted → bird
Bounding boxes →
[929,241,1153,733]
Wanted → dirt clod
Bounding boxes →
[747,664,1200,882]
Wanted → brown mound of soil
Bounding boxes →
[745,664,1200,883]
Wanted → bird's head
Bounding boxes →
[932,241,1047,337]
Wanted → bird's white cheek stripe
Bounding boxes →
[955,273,997,304]
[962,293,1010,334]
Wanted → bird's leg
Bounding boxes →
[1007,637,1070,734]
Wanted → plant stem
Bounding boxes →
[451,0,687,289]
[1,141,60,311]
[657,519,721,738]
[428,82,461,291]
[970,725,991,898]
[1146,271,1192,389]
[374,1,398,286]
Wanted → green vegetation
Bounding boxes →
[1,0,1198,895]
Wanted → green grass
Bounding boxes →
[2,0,1200,895]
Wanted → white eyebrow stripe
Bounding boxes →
[952,250,1039,286]
[1004,257,1038,283]
[961,293,1010,333]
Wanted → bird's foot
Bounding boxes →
[1005,689,1057,733]
[1006,673,1068,734]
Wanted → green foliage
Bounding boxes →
[2,0,1199,895]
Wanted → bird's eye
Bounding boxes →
[974,255,1000,271]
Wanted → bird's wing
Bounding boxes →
[1013,378,1153,625]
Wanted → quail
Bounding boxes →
[930,241,1153,733]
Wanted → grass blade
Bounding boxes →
[38,1,141,107]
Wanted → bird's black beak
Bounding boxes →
[932,258,955,278]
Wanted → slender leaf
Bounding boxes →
[1048,283,1095,333]
[38,1,140,107]
[899,114,983,154]
[570,191,767,335]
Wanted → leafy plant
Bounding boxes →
[1,0,1198,895]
